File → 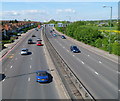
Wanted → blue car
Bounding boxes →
[70,46,81,53]
[36,71,49,83]
[61,35,66,39]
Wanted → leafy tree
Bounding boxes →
[95,38,102,48]
[112,42,120,55]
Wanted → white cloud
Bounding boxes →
[56,8,76,14]
[2,10,48,16]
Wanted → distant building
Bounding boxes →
[58,23,67,27]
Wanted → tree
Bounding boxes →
[112,42,120,55]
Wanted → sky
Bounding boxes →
[1,1,119,22]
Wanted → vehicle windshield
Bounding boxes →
[37,72,47,76]
[22,50,27,51]
[73,46,78,49]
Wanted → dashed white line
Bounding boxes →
[67,50,69,52]
[30,65,32,69]
[88,55,90,56]
[73,55,75,57]
[10,66,13,69]
[99,61,102,64]
[119,89,120,92]
[28,77,31,82]
[31,58,32,60]
[95,72,99,75]
[81,61,85,64]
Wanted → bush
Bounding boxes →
[112,42,120,55]
[95,38,102,48]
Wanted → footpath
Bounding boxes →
[0,29,34,59]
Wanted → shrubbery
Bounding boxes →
[55,21,120,56]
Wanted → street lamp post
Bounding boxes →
[103,5,112,54]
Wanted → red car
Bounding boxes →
[36,41,43,46]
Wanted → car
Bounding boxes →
[36,71,49,83]
[61,35,66,39]
[28,39,33,44]
[70,46,80,53]
[36,41,43,46]
[35,28,38,31]
[37,38,42,41]
[32,35,36,37]
[17,33,21,36]
[53,34,57,37]
[21,48,29,55]
[50,30,52,33]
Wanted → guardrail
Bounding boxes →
[42,26,96,101]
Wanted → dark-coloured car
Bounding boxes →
[36,71,49,83]
[61,35,66,39]
[28,39,33,44]
[70,46,81,53]
[32,35,36,37]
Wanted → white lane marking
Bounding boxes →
[88,55,90,56]
[99,61,102,64]
[119,89,120,92]
[81,61,85,64]
[30,65,32,69]
[15,58,18,60]
[2,79,5,82]
[28,77,31,82]
[73,55,75,57]
[95,71,99,75]
[10,66,13,69]
[63,47,65,49]
[67,50,69,52]
[31,58,32,60]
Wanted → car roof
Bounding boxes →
[22,48,28,50]
[36,71,47,73]
[71,45,77,47]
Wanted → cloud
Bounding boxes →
[2,10,48,16]
[56,8,76,14]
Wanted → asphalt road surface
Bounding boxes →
[45,25,118,99]
[2,28,60,99]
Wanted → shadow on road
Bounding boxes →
[4,72,36,80]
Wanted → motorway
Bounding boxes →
[45,25,118,99]
[2,28,60,99]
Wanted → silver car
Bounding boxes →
[21,48,29,55]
